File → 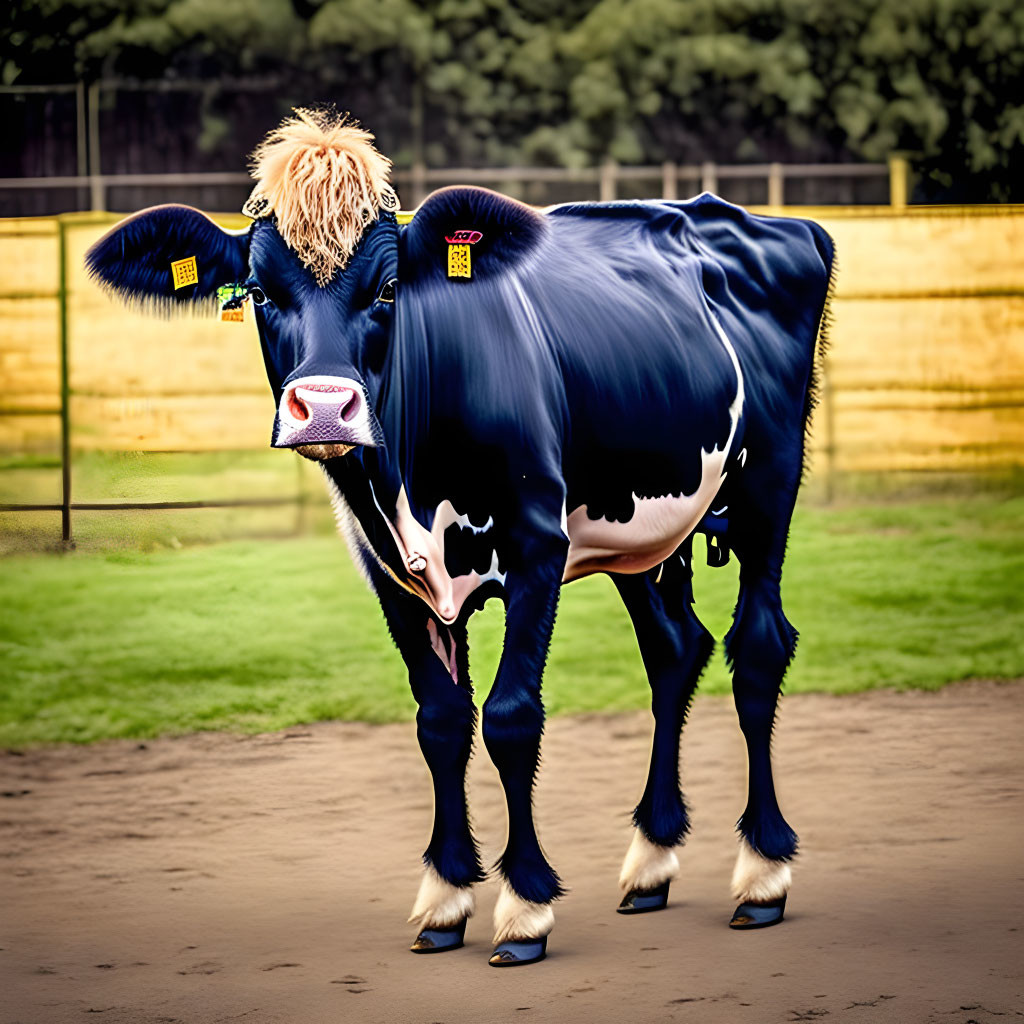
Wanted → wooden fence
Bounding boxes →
[0,203,1022,546]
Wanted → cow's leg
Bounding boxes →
[725,483,801,929]
[481,529,568,967]
[612,539,714,913]
[373,574,484,952]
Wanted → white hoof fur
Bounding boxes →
[492,880,555,944]
[730,838,792,904]
[408,864,475,930]
[619,828,680,892]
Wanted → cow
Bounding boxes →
[86,109,836,968]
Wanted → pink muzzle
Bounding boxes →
[274,375,377,449]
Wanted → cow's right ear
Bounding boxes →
[85,204,250,314]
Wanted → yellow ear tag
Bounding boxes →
[170,255,199,290]
[446,230,482,279]
[447,244,470,278]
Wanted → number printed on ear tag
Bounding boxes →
[171,255,199,290]
[447,243,471,278]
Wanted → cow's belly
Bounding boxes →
[375,443,727,625]
[562,444,728,583]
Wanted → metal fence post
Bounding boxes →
[58,217,74,548]
[821,353,836,505]
[768,162,784,206]
[700,161,717,195]
[75,82,88,212]
[661,161,677,200]
[599,160,617,202]
[294,454,310,535]
[410,160,427,208]
[888,153,909,210]
[87,81,104,211]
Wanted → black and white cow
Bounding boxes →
[87,110,835,967]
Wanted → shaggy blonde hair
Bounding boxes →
[245,109,394,285]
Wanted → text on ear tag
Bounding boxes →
[447,244,471,278]
[446,230,482,279]
[171,255,199,290]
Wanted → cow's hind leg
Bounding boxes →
[374,575,484,953]
[612,539,714,913]
[725,478,802,929]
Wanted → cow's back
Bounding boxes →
[392,188,832,578]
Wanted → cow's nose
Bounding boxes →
[281,381,360,429]
[273,375,376,451]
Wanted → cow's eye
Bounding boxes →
[377,279,396,304]
[249,286,269,306]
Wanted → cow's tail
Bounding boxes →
[801,223,838,479]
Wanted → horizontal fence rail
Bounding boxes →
[0,202,1022,549]
[0,160,899,212]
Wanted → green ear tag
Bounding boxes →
[217,282,249,322]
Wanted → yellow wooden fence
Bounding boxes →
[1,205,1022,473]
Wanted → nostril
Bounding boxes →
[340,389,361,422]
[286,389,310,422]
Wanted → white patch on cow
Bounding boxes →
[730,838,792,904]
[426,619,458,684]
[562,316,745,582]
[364,482,505,625]
[618,828,680,892]
[408,864,475,930]
[492,880,555,944]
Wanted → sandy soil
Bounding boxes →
[2,682,1022,1024]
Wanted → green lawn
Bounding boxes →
[0,495,1021,746]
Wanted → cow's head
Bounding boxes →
[85,110,399,461]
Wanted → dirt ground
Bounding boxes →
[2,682,1022,1024]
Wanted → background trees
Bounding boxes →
[3,0,1021,200]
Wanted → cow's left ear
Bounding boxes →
[85,204,249,314]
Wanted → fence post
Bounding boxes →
[58,218,74,548]
[888,153,909,210]
[75,82,88,212]
[410,160,427,208]
[599,160,617,202]
[700,161,717,195]
[768,162,784,206]
[294,454,310,535]
[661,161,677,200]
[87,81,104,211]
[821,352,836,505]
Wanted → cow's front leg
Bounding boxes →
[481,531,568,967]
[374,577,484,953]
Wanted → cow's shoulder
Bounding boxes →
[401,186,547,283]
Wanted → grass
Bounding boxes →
[0,494,1021,746]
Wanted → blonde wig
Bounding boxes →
[244,108,396,285]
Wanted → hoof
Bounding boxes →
[488,936,548,967]
[617,879,670,914]
[729,895,786,929]
[410,917,467,953]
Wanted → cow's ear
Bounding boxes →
[85,204,249,315]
